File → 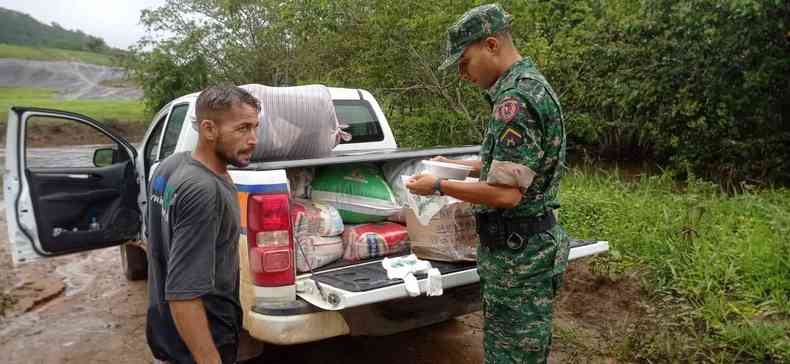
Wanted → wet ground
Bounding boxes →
[0,231,639,364]
[0,148,644,364]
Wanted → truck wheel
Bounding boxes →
[121,244,148,281]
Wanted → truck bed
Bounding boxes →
[311,239,600,292]
[294,239,608,311]
[314,257,476,292]
[237,146,610,311]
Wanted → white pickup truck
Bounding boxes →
[4,87,609,346]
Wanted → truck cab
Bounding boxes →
[4,87,609,345]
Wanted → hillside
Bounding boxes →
[0,43,114,66]
[0,7,119,56]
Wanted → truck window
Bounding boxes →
[24,115,122,169]
[158,103,189,160]
[334,100,384,144]
[145,114,167,163]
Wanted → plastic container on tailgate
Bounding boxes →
[342,222,409,261]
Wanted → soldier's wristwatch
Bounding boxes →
[433,177,445,196]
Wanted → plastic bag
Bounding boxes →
[342,222,409,261]
[287,168,314,199]
[295,236,343,272]
[291,199,344,237]
[384,155,480,223]
[382,158,429,207]
[399,175,452,225]
[311,164,401,224]
[407,202,479,262]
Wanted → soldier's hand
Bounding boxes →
[405,173,438,196]
[431,156,451,163]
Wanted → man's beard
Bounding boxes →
[215,134,252,168]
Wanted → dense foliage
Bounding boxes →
[127,0,790,187]
[0,7,113,54]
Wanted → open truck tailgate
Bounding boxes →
[296,239,608,311]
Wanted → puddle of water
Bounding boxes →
[55,248,116,297]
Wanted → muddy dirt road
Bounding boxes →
[0,226,637,364]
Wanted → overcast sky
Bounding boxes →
[0,0,167,49]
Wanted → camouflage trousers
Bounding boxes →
[477,224,570,364]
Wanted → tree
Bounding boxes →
[127,0,790,185]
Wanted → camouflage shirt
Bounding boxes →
[478,58,566,218]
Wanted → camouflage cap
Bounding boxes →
[439,3,513,71]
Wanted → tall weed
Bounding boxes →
[562,168,790,361]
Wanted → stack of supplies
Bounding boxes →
[291,199,345,272]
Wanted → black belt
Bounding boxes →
[475,210,556,250]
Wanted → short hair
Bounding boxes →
[493,30,513,44]
[194,85,260,130]
[473,29,514,49]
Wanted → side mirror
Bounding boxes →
[93,147,115,168]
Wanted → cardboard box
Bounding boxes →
[405,202,479,262]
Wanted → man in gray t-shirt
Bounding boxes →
[146,85,260,364]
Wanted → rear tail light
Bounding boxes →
[247,193,294,286]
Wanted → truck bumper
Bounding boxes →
[245,283,481,344]
[245,309,350,345]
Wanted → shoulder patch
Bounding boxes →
[494,97,522,124]
[499,127,524,147]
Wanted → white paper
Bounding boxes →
[426,268,444,297]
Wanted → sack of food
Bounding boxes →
[311,164,401,224]
[342,222,409,261]
[407,202,478,262]
[296,236,343,272]
[291,199,344,237]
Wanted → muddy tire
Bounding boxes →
[120,244,147,281]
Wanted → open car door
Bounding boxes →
[4,107,141,264]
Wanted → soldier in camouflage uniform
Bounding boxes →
[405,4,569,364]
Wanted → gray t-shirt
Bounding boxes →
[145,151,242,363]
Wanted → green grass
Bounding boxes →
[0,87,148,124]
[0,43,115,66]
[562,167,790,362]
